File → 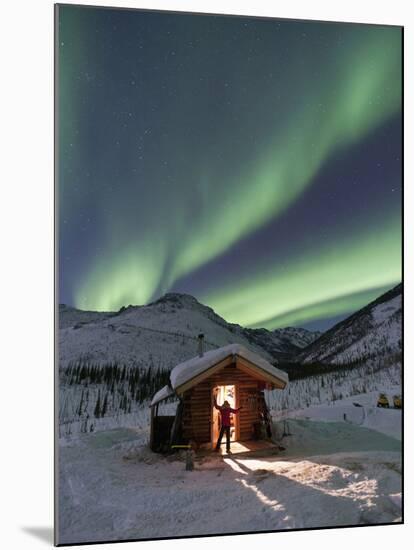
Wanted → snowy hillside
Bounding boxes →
[59,294,270,369]
[275,326,322,349]
[241,326,321,361]
[59,304,113,329]
[59,293,320,368]
[266,358,401,418]
[298,284,402,365]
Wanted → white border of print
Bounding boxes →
[0,1,411,549]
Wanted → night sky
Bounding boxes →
[58,5,402,331]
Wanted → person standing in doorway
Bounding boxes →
[214,392,242,453]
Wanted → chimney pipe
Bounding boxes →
[198,333,204,357]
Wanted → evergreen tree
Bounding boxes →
[77,390,84,417]
[101,392,109,417]
[94,390,101,418]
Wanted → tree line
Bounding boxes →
[277,351,402,381]
[60,361,171,420]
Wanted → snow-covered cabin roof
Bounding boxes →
[150,385,175,407]
[170,343,288,392]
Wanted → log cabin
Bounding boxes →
[150,343,288,453]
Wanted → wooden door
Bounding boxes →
[234,383,239,441]
[211,384,240,447]
[211,385,220,448]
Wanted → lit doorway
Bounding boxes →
[211,384,238,449]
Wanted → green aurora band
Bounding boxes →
[62,16,401,328]
[201,214,401,328]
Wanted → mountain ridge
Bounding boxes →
[298,283,402,365]
[59,284,401,370]
[58,293,321,367]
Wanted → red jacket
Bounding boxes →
[214,403,240,427]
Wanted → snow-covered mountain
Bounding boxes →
[59,293,320,369]
[59,304,113,329]
[241,326,321,361]
[58,288,401,436]
[298,284,402,365]
[275,327,323,349]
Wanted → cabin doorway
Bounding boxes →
[211,384,238,449]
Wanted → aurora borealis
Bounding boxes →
[58,6,402,330]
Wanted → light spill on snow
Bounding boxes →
[58,403,401,544]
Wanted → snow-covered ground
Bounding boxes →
[56,286,402,544]
[272,388,402,441]
[58,392,402,545]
